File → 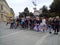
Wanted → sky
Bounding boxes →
[6,0,53,16]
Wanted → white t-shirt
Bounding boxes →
[42,19,46,25]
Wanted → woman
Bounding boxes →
[39,17,47,32]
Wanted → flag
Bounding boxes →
[32,1,37,6]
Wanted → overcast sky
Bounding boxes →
[6,0,53,16]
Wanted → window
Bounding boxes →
[1,5,3,10]
[1,14,3,18]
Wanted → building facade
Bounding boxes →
[0,0,14,22]
[33,7,42,17]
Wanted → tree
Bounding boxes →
[50,0,60,16]
[42,6,48,13]
[40,5,49,17]
[19,7,34,18]
[29,12,34,18]
[24,7,29,17]
[19,12,24,18]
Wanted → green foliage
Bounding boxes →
[49,12,56,17]
[24,7,29,13]
[19,12,24,17]
[19,7,34,18]
[29,12,34,17]
[42,6,48,13]
[49,12,60,17]
[40,5,49,17]
[50,0,60,16]
[24,7,29,17]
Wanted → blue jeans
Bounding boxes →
[48,25,52,33]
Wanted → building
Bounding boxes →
[0,0,14,22]
[33,7,42,17]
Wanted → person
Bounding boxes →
[29,18,33,30]
[15,18,20,28]
[21,18,25,28]
[40,17,47,32]
[48,17,53,34]
[10,19,15,29]
[53,16,60,35]
[34,23,38,31]
[34,17,40,32]
[59,18,60,32]
[6,18,11,25]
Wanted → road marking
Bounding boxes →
[0,31,21,39]
[35,34,49,45]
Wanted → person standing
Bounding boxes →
[54,16,60,35]
[41,17,47,32]
[10,19,15,29]
[48,17,53,34]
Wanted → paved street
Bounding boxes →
[0,22,60,45]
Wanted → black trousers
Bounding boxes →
[54,26,59,33]
[10,23,14,29]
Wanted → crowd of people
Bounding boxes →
[8,16,60,35]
